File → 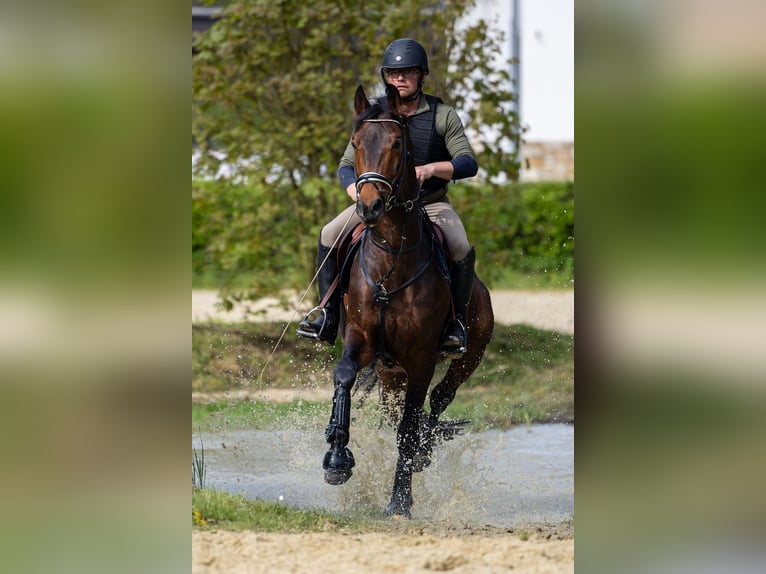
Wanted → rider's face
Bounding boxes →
[383,67,421,99]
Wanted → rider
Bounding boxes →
[297,38,478,357]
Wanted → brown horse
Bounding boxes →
[322,84,494,518]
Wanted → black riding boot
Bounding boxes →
[297,242,341,344]
[441,247,475,357]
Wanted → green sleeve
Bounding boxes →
[436,105,476,160]
[339,139,355,170]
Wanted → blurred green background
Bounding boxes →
[576,1,766,572]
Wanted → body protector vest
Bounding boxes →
[378,94,452,203]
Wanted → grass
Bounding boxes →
[192,488,352,532]
[192,399,328,431]
[192,322,573,429]
[192,488,574,537]
[192,430,206,489]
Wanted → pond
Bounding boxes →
[193,423,573,527]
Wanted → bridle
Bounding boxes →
[354,117,415,213]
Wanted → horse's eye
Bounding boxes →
[351,142,357,150]
[392,140,402,150]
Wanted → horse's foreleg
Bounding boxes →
[386,456,414,518]
[323,349,360,485]
[385,416,417,518]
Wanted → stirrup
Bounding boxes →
[296,306,328,340]
[441,319,467,356]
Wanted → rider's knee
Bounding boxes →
[319,225,335,248]
[449,240,471,261]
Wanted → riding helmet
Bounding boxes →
[381,38,429,75]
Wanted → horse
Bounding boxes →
[322,83,494,518]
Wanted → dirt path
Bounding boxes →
[192,289,574,334]
[193,526,574,574]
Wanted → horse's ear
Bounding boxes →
[385,83,402,117]
[354,85,369,115]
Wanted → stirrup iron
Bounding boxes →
[296,306,328,340]
[441,319,467,356]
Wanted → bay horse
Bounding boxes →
[322,84,494,518]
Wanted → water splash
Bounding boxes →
[193,423,573,528]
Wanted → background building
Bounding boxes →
[470,0,574,181]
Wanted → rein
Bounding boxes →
[359,225,433,308]
[361,226,433,368]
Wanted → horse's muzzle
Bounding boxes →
[357,196,385,226]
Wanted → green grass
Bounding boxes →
[192,431,207,489]
[192,399,329,431]
[192,488,574,536]
[192,488,352,532]
[192,322,573,428]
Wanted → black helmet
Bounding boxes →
[381,38,429,75]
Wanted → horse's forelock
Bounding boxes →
[353,102,387,132]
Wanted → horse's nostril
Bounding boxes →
[357,196,384,225]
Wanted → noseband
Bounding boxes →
[354,118,414,212]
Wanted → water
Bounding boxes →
[193,423,573,527]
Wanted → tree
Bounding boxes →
[192,0,521,300]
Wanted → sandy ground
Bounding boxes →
[191,289,574,334]
[193,527,574,574]
[192,289,574,571]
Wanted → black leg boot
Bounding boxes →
[441,247,475,357]
[297,242,341,344]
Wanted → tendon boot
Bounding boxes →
[441,247,475,357]
[297,242,341,344]
[322,384,355,485]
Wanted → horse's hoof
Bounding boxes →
[324,468,353,485]
[384,502,411,520]
[322,446,355,485]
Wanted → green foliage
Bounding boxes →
[192,179,574,292]
[192,178,324,296]
[192,0,522,299]
[450,181,575,288]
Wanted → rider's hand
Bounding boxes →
[415,164,433,187]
